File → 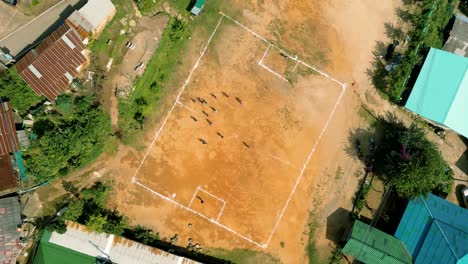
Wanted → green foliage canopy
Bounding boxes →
[375,121,453,198]
[24,95,112,180]
[0,69,43,113]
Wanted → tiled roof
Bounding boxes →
[342,220,412,264]
[0,197,22,264]
[395,193,468,264]
[16,23,88,101]
[0,101,19,156]
[443,14,468,57]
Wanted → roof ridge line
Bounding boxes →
[421,196,459,259]
[443,62,468,124]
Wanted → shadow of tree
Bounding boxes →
[384,22,405,41]
[366,41,389,92]
[395,7,414,22]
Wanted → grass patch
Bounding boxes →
[207,248,280,264]
[358,105,378,127]
[307,214,322,264]
[89,0,136,66]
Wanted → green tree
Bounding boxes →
[0,69,43,113]
[375,121,453,198]
[46,219,67,234]
[62,200,84,221]
[86,214,108,232]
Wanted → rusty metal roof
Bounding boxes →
[0,101,19,156]
[0,155,16,195]
[16,23,88,101]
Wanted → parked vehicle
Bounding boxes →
[2,0,17,6]
[462,187,468,208]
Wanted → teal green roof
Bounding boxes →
[395,193,468,264]
[342,220,412,264]
[33,231,96,264]
[194,0,205,8]
[405,48,468,138]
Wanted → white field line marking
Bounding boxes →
[292,60,300,73]
[216,202,227,222]
[188,186,200,208]
[259,44,271,64]
[134,179,266,248]
[258,44,288,81]
[258,63,288,82]
[198,186,226,203]
[264,84,347,246]
[131,16,224,182]
[220,12,345,87]
[0,0,67,42]
[176,100,200,116]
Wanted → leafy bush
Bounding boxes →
[24,96,112,180]
[380,0,458,102]
[375,120,453,198]
[0,69,43,114]
[119,18,191,141]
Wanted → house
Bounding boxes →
[191,0,206,16]
[342,220,412,264]
[443,13,468,57]
[33,222,201,264]
[15,22,89,101]
[75,0,116,36]
[0,101,20,195]
[0,196,23,264]
[395,193,468,264]
[404,48,468,138]
[15,0,116,101]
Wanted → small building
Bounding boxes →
[0,101,20,195]
[75,0,116,37]
[33,222,201,264]
[443,13,468,57]
[191,0,206,16]
[15,22,89,101]
[395,193,468,264]
[405,48,468,138]
[0,196,23,264]
[342,220,412,264]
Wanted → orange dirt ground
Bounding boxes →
[133,17,343,246]
[107,0,403,263]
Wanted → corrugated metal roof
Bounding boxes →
[0,101,20,156]
[405,48,468,138]
[15,23,88,101]
[0,197,22,264]
[0,154,16,194]
[395,193,468,264]
[35,222,202,264]
[78,0,115,30]
[342,220,412,264]
[443,14,468,57]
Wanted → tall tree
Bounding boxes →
[375,120,453,198]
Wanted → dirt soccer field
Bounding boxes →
[132,13,345,248]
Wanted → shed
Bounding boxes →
[34,222,202,264]
[0,155,16,195]
[444,13,468,57]
[76,0,116,36]
[395,193,468,264]
[405,48,468,138]
[191,0,206,16]
[342,220,412,264]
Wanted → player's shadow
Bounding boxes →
[326,207,352,245]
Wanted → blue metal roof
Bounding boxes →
[395,193,468,264]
